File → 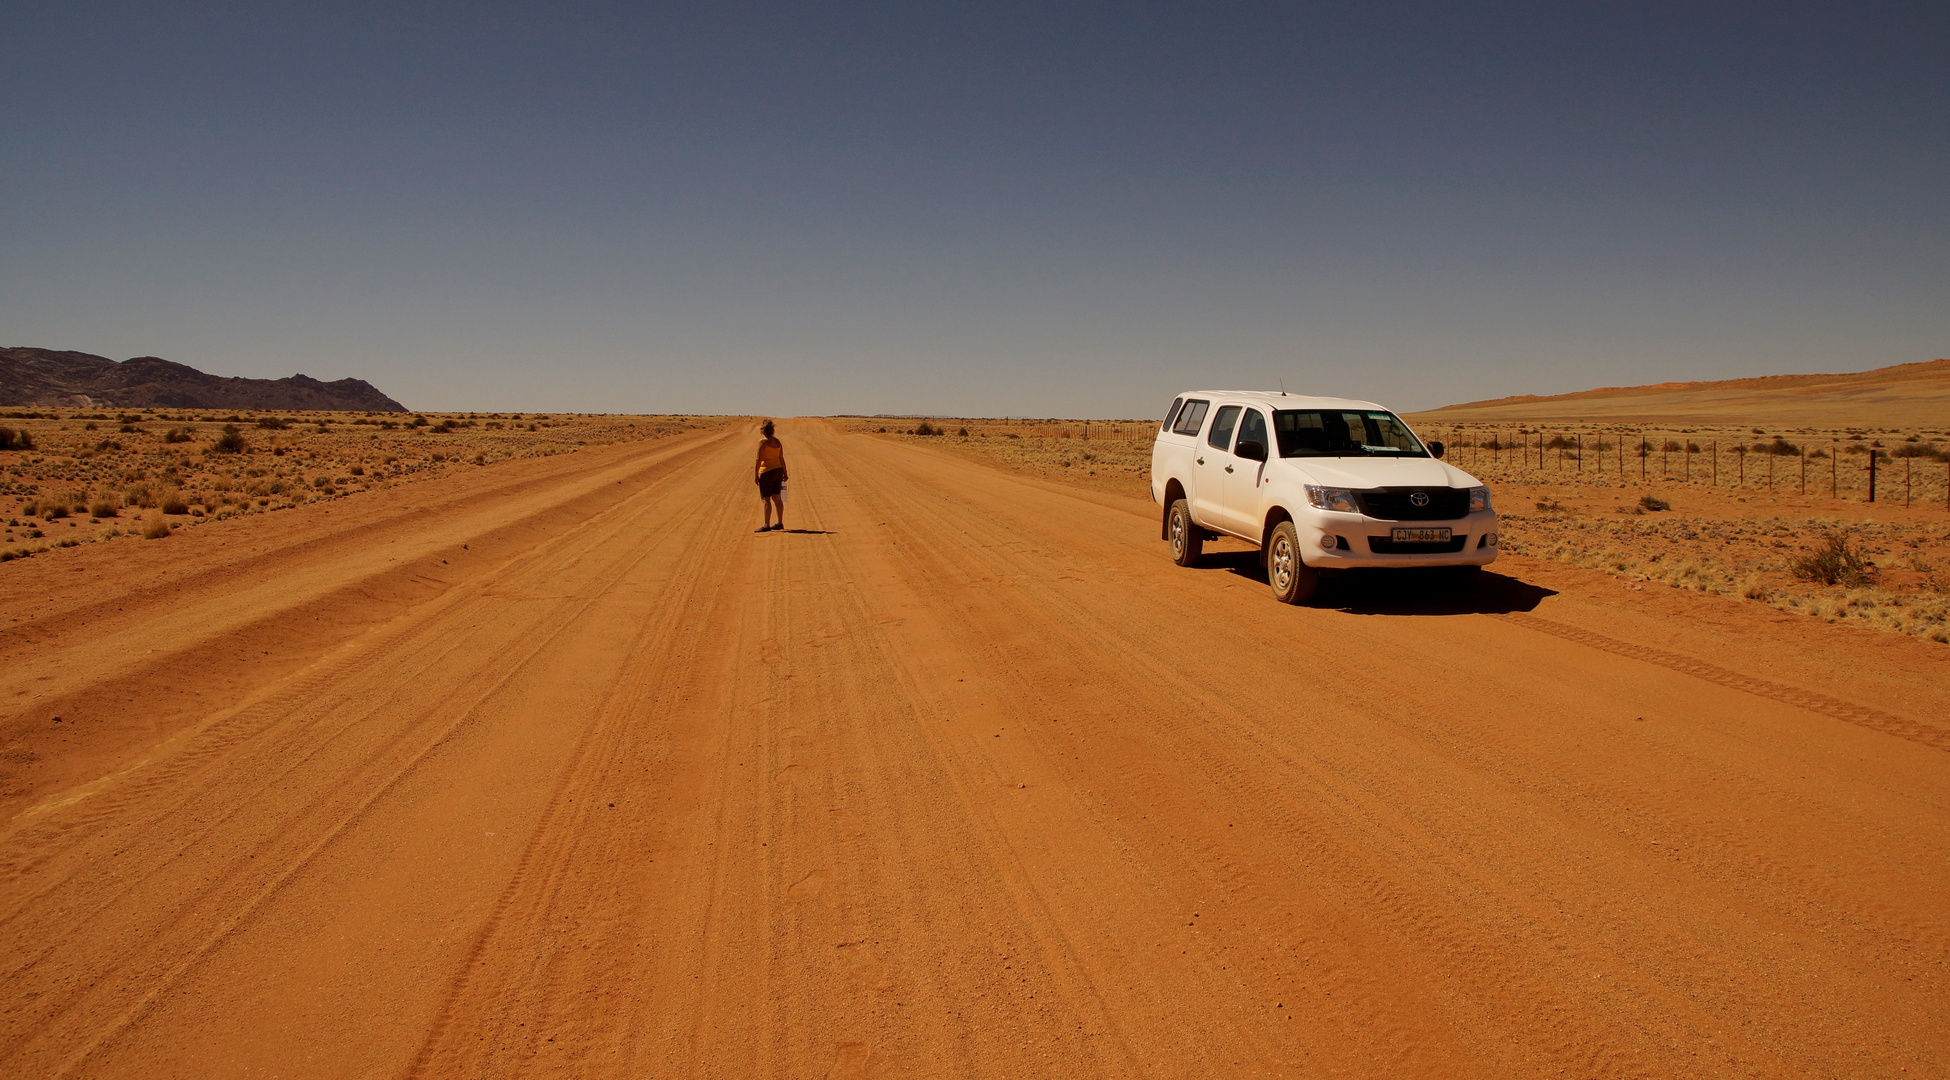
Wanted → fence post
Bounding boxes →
[1712,441,1717,486]
[1869,450,1877,503]
[1641,434,1647,482]
[1800,447,1806,495]
[1905,455,1911,507]
[1832,442,1838,499]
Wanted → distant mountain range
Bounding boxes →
[0,348,407,412]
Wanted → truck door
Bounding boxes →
[1224,408,1269,536]
[1193,405,1240,530]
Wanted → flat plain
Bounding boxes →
[2,413,1947,1078]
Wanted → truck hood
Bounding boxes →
[1284,456,1482,490]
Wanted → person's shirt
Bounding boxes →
[758,438,784,471]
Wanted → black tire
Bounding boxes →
[1266,521,1319,604]
[1167,499,1203,566]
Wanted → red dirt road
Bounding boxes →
[2,420,1947,1078]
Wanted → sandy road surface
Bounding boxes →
[2,419,1947,1079]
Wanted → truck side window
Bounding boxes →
[1161,397,1184,433]
[1171,399,1209,437]
[1206,406,1241,450]
[1236,408,1267,452]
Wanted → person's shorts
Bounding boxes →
[757,469,785,498]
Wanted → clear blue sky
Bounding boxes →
[4,2,1945,416]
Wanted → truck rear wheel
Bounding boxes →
[1266,521,1318,604]
[1168,499,1203,566]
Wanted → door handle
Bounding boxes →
[1197,457,1205,465]
[1224,465,1234,473]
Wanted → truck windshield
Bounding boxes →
[1273,410,1429,458]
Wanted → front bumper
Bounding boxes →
[1299,511,1500,568]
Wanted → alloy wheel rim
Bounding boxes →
[1170,513,1185,554]
[1272,537,1292,590]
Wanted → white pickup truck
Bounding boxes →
[1150,391,1498,603]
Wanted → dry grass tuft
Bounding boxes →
[141,514,172,539]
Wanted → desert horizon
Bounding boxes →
[6,4,1947,1076]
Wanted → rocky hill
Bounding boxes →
[0,348,407,412]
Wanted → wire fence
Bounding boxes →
[1421,426,1950,510]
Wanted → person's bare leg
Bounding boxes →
[767,493,785,529]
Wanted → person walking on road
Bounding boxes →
[754,420,787,532]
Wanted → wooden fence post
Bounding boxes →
[1832,442,1838,499]
[1800,447,1806,495]
[1869,450,1877,503]
[1712,441,1717,486]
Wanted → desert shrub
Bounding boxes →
[312,476,332,489]
[161,498,190,515]
[958,427,969,437]
[1892,443,1941,460]
[1004,432,1020,439]
[472,453,485,465]
[90,497,120,519]
[164,426,194,443]
[1808,448,1830,459]
[1638,495,1671,511]
[0,426,35,450]
[410,416,429,427]
[1791,532,1875,587]
[212,425,248,453]
[349,463,364,476]
[1756,436,1800,456]
[430,452,445,463]
[257,416,289,430]
[1534,498,1564,512]
[912,421,938,436]
[142,515,171,539]
[44,503,68,520]
[93,439,123,452]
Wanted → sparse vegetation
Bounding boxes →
[212,425,249,453]
[1638,495,1670,511]
[1790,532,1876,588]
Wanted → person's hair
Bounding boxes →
[761,420,775,437]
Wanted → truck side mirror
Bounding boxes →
[1428,440,1445,459]
[1235,439,1267,462]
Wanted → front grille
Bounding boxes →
[1356,487,1470,521]
[1367,536,1468,554]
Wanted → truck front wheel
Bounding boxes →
[1168,499,1203,567]
[1266,521,1319,604]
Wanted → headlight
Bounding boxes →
[1469,486,1492,512]
[1305,485,1360,513]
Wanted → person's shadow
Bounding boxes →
[783,529,835,535]
[1203,552,1554,614]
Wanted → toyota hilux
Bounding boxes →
[1150,391,1498,603]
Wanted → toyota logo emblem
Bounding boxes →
[1409,491,1430,507]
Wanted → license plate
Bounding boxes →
[1391,527,1452,543]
